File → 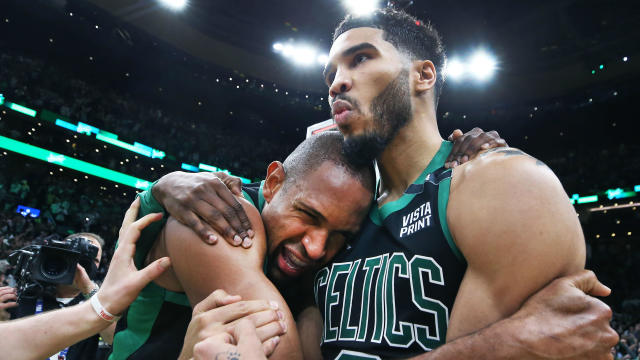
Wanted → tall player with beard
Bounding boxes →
[309,8,617,359]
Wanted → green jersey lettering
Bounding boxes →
[409,256,448,350]
[384,253,414,347]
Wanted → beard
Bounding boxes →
[341,69,412,167]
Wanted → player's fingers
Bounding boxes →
[570,270,611,297]
[192,289,242,316]
[121,212,163,247]
[128,212,164,233]
[206,178,253,242]
[262,336,281,357]
[179,211,219,245]
[208,300,278,325]
[119,197,141,236]
[198,194,247,247]
[193,333,235,359]
[133,257,172,289]
[495,138,508,147]
[238,308,283,328]
[462,135,494,161]
[254,318,287,341]
[452,134,476,165]
[214,172,244,197]
[447,129,464,142]
[234,319,265,359]
[446,129,465,163]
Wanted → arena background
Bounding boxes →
[0,0,638,356]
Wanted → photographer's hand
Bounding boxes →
[72,265,97,296]
[0,286,17,310]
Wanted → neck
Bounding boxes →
[56,285,80,299]
[377,109,442,205]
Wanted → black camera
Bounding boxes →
[8,236,99,300]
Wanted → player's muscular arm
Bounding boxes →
[297,306,324,360]
[149,197,303,360]
[445,147,585,340]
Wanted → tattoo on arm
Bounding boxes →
[480,148,549,168]
[215,351,241,360]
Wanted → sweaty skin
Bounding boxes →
[445,147,585,340]
[315,25,596,358]
[148,197,303,360]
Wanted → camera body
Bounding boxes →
[8,236,99,300]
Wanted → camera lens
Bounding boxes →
[40,254,70,280]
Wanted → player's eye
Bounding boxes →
[353,53,369,65]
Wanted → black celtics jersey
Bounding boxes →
[314,141,467,359]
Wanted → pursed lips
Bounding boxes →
[331,99,352,117]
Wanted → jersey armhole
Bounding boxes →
[438,176,466,265]
[242,190,255,207]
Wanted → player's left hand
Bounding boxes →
[446,127,507,168]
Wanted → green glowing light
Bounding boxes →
[0,94,4,106]
[599,64,604,70]
[96,133,152,157]
[0,135,151,190]
[7,102,37,117]
[577,195,598,204]
[98,130,118,139]
[199,163,220,172]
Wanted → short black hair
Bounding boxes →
[333,8,446,108]
[282,131,375,193]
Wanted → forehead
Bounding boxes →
[292,162,370,219]
[329,27,397,59]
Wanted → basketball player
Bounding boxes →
[110,130,502,360]
[307,8,617,358]
[144,8,617,360]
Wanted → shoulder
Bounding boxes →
[447,147,584,268]
[164,195,267,268]
[450,147,559,196]
[167,196,264,245]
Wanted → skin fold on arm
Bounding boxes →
[147,197,303,360]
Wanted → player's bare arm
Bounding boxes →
[446,147,586,340]
[147,197,303,360]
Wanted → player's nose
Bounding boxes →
[302,229,328,260]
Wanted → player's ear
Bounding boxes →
[263,161,286,203]
[413,59,436,94]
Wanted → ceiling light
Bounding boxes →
[469,50,497,81]
[343,0,380,16]
[445,58,465,81]
[157,0,187,10]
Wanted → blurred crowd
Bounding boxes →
[0,52,297,180]
[613,313,640,360]
[0,3,638,355]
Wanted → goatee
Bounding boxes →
[342,69,412,167]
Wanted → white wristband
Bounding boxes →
[90,295,121,323]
